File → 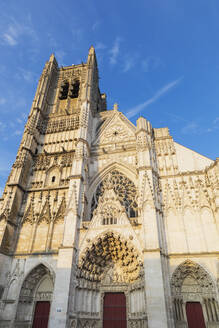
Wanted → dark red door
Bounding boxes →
[32,301,50,328]
[103,292,127,328]
[186,302,206,328]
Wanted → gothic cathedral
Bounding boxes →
[0,47,218,328]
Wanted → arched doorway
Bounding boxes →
[171,260,219,328]
[15,264,54,327]
[75,232,146,328]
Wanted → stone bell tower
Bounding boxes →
[0,46,107,327]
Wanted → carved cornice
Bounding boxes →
[7,184,26,193]
[27,186,69,192]
[169,251,219,258]
[142,248,160,253]
[69,175,84,181]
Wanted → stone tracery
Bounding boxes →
[15,264,54,326]
[171,260,215,295]
[90,170,138,219]
[18,264,53,303]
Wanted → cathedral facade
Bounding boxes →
[0,47,218,328]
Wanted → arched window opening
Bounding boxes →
[91,170,138,220]
[102,217,117,226]
[130,208,137,218]
[45,166,60,187]
[69,80,80,98]
[59,81,69,100]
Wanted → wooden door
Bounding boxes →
[103,292,127,328]
[186,302,206,328]
[32,301,50,328]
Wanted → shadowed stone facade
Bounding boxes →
[0,47,218,328]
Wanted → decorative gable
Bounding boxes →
[54,197,66,223]
[39,199,51,224]
[23,202,34,225]
[93,111,136,145]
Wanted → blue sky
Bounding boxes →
[0,0,219,195]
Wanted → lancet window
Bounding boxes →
[91,170,138,219]
[59,80,80,100]
[69,80,80,98]
[59,81,69,100]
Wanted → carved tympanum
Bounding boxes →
[78,233,142,284]
[171,260,214,295]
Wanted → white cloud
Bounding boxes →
[0,121,6,132]
[71,28,83,43]
[126,77,183,118]
[3,32,17,46]
[165,112,187,123]
[15,97,27,108]
[55,50,66,65]
[13,130,23,136]
[123,56,136,73]
[95,42,106,50]
[22,113,27,120]
[141,56,162,72]
[92,21,101,31]
[47,33,58,48]
[1,15,38,47]
[109,37,121,65]
[16,68,35,83]
[10,122,15,128]
[213,117,219,124]
[181,122,199,134]
[22,70,34,82]
[0,97,6,105]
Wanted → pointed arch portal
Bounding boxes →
[16,264,54,327]
[171,260,219,327]
[75,232,146,327]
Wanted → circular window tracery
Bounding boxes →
[91,170,138,219]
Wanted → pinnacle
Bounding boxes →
[88,45,95,55]
[49,53,58,66]
[49,53,55,61]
